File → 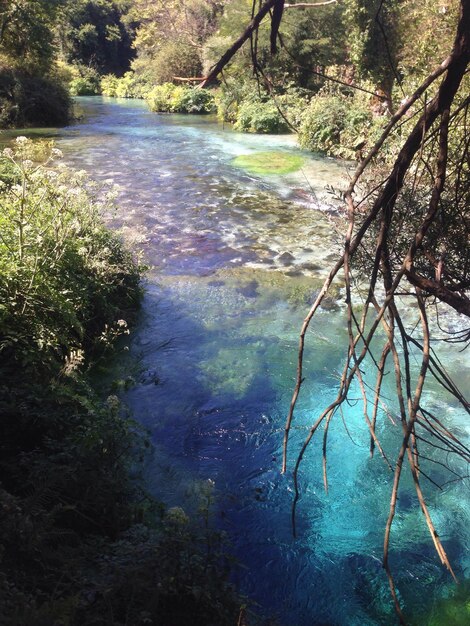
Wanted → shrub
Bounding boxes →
[147,82,184,112]
[101,72,152,99]
[68,65,101,96]
[0,138,140,374]
[100,73,120,97]
[0,69,71,128]
[214,86,239,123]
[147,83,215,114]
[215,81,308,132]
[144,39,202,85]
[234,97,290,134]
[298,91,382,158]
[179,86,215,113]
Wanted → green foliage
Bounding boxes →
[147,83,215,114]
[101,71,153,98]
[68,64,102,95]
[234,96,290,134]
[57,0,135,76]
[178,86,216,113]
[215,80,307,133]
[138,38,203,85]
[100,72,120,96]
[397,0,460,85]
[298,89,382,158]
[0,1,73,127]
[0,70,71,128]
[0,0,65,74]
[130,0,223,83]
[147,83,187,112]
[0,138,140,374]
[343,0,400,96]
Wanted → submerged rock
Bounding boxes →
[278,251,295,266]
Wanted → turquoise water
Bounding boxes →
[22,98,470,624]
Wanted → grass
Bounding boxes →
[232,150,304,175]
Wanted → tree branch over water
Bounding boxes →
[205,0,470,622]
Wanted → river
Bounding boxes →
[17,97,470,625]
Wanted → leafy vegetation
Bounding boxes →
[147,82,216,114]
[1,2,468,624]
[298,87,383,159]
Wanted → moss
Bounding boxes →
[231,151,304,175]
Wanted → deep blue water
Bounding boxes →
[19,97,470,625]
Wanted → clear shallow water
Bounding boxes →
[21,97,470,624]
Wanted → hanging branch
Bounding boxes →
[204,0,470,623]
[284,1,338,7]
[200,0,278,87]
[200,0,339,87]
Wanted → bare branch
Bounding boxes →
[284,1,337,7]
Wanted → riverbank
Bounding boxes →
[0,136,245,625]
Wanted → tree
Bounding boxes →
[0,0,65,73]
[56,0,135,75]
[201,1,470,623]
[129,0,225,83]
[343,0,401,111]
[0,0,71,127]
[203,0,347,90]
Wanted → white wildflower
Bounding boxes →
[15,136,28,144]
[106,395,120,410]
[2,148,14,158]
[51,148,63,159]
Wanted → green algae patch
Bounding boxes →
[232,151,304,175]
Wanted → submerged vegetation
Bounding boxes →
[232,151,304,175]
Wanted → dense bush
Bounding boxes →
[0,138,140,374]
[178,86,216,113]
[141,39,203,85]
[147,83,185,112]
[0,69,71,128]
[68,64,102,96]
[298,90,382,158]
[234,96,290,134]
[147,83,215,114]
[215,81,307,133]
[101,71,152,99]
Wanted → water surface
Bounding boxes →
[23,97,470,625]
